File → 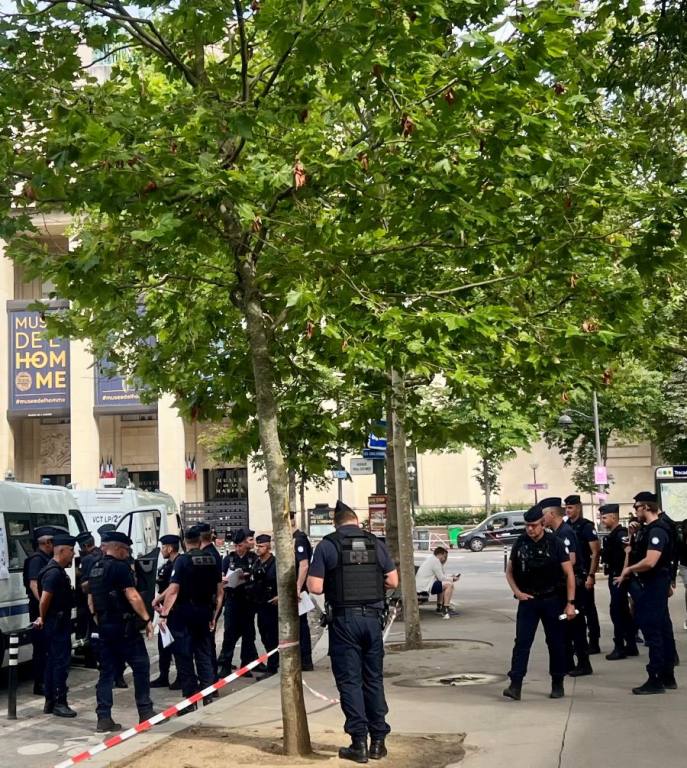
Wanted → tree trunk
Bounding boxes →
[385,394,400,569]
[288,467,298,516]
[390,368,422,650]
[483,457,492,516]
[299,469,308,534]
[239,260,311,756]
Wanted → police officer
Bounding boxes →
[616,491,677,694]
[599,504,638,660]
[565,494,602,653]
[199,522,223,676]
[74,532,99,668]
[23,526,56,695]
[248,534,279,678]
[35,533,77,717]
[308,500,398,763]
[158,526,223,710]
[541,498,592,677]
[80,528,106,671]
[151,534,181,689]
[504,505,576,701]
[291,511,314,671]
[218,528,259,677]
[88,531,155,733]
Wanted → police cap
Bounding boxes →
[33,526,57,542]
[160,534,181,547]
[599,503,620,515]
[97,523,116,536]
[101,531,133,546]
[76,531,93,545]
[334,499,355,515]
[564,494,581,505]
[185,525,202,540]
[53,533,77,547]
[634,491,657,504]
[523,505,544,523]
[232,527,255,544]
[539,497,562,509]
[197,523,211,533]
[255,534,271,544]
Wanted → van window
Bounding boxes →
[4,513,33,572]
[33,513,70,532]
[69,509,87,533]
[491,517,508,530]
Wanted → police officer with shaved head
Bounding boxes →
[504,505,577,701]
[248,534,279,679]
[308,500,399,763]
[151,534,181,689]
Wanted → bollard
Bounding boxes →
[7,633,19,719]
[503,545,508,573]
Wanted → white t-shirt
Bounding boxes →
[415,554,446,593]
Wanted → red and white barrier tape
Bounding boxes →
[53,641,298,768]
[303,680,340,704]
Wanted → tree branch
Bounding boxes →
[234,0,249,102]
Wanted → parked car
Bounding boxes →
[457,510,527,552]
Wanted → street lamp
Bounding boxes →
[529,463,539,504]
[558,390,604,497]
[407,462,417,520]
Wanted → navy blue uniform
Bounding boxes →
[218,551,258,671]
[80,549,103,663]
[24,549,50,692]
[629,521,676,679]
[570,516,600,646]
[310,526,395,741]
[294,529,313,667]
[155,558,175,681]
[554,522,589,670]
[202,543,223,676]
[169,550,219,697]
[249,554,279,673]
[602,524,636,654]
[508,532,570,684]
[90,557,153,720]
[38,560,74,704]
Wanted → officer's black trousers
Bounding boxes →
[44,618,71,702]
[256,603,279,673]
[329,611,390,740]
[608,577,635,650]
[300,611,312,665]
[565,582,589,669]
[29,606,46,689]
[157,631,174,681]
[219,598,257,668]
[631,573,676,678]
[509,595,566,683]
[170,618,215,697]
[586,585,601,644]
[96,625,153,718]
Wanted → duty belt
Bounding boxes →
[528,589,558,599]
[332,605,384,616]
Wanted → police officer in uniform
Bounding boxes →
[75,532,99,668]
[199,522,223,676]
[218,528,260,677]
[541,498,592,677]
[158,526,223,709]
[24,526,56,695]
[248,534,279,678]
[616,491,677,694]
[308,501,398,763]
[291,511,314,671]
[88,531,155,732]
[151,534,181,688]
[504,505,576,701]
[565,494,602,653]
[35,533,77,717]
[599,504,638,660]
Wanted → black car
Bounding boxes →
[457,511,527,552]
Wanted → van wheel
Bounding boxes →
[469,538,485,552]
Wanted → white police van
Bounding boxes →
[0,482,87,664]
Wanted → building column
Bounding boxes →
[158,393,186,507]
[69,340,100,489]
[0,244,15,479]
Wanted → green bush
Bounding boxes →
[414,504,525,527]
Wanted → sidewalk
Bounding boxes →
[90,562,687,768]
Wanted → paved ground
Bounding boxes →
[3,547,687,768]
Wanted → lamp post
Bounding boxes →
[558,390,604,498]
[407,462,417,521]
[529,463,539,504]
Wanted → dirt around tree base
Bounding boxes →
[111,726,466,768]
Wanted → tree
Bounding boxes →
[653,361,687,465]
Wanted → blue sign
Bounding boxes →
[363,448,386,460]
[94,359,155,413]
[8,307,70,416]
[368,434,387,451]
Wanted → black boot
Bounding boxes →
[550,677,565,699]
[138,707,155,722]
[53,701,77,718]
[43,699,55,714]
[150,676,170,688]
[339,737,369,764]
[169,678,181,690]
[177,703,197,717]
[569,661,593,677]
[502,680,522,701]
[625,643,640,657]
[369,739,387,760]
[96,716,122,732]
[632,676,666,695]
[663,671,678,690]
[33,682,45,697]
[588,642,601,655]
[301,659,314,672]
[605,647,627,661]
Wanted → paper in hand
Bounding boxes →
[159,623,174,648]
[298,591,315,616]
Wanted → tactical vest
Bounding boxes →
[180,549,217,607]
[89,557,134,624]
[323,529,385,608]
[156,559,173,592]
[633,520,673,576]
[224,551,256,596]
[37,560,73,618]
[512,532,565,595]
[23,550,49,594]
[247,555,277,604]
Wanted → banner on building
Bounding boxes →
[8,303,70,416]
[94,359,156,414]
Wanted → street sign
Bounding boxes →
[350,457,374,475]
[363,448,386,460]
[368,433,387,450]
[594,465,608,485]
[332,469,348,480]
[524,483,548,490]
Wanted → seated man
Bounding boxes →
[415,546,459,619]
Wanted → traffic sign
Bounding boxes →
[332,469,348,480]
[524,483,548,490]
[350,458,374,475]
